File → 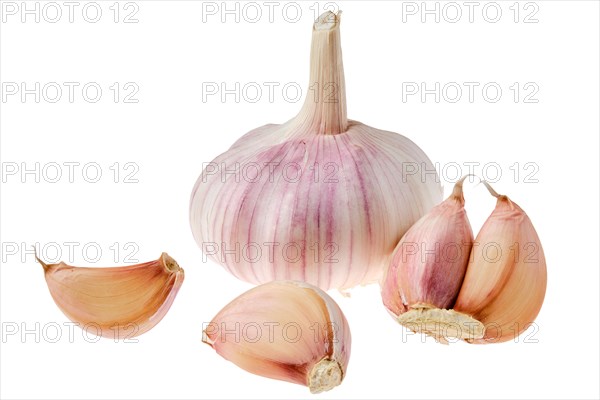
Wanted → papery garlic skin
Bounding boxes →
[382,179,474,313]
[203,280,351,393]
[190,11,442,291]
[381,178,483,342]
[382,180,547,344]
[453,192,547,344]
[38,253,184,339]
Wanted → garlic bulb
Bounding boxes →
[381,180,547,344]
[37,253,184,339]
[190,11,442,290]
[203,280,351,393]
[453,182,547,343]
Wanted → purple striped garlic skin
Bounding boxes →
[381,180,547,344]
[190,12,442,291]
[382,179,474,316]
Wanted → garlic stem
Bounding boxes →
[293,11,347,135]
[481,180,500,198]
[451,174,480,201]
[481,180,520,213]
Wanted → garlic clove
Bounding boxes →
[203,280,351,393]
[190,11,442,291]
[37,253,184,339]
[381,177,483,342]
[453,184,547,343]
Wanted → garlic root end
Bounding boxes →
[201,329,215,347]
[314,10,340,30]
[160,252,182,273]
[308,358,343,394]
[397,305,485,343]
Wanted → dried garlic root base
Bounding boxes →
[397,304,484,344]
[308,358,344,394]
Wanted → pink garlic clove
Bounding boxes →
[203,280,351,393]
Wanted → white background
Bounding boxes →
[1,1,599,399]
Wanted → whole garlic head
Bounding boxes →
[190,12,442,290]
